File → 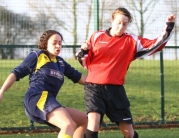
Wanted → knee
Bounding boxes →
[68,120,77,130]
[124,131,138,138]
[87,113,101,131]
[62,120,77,131]
[124,132,133,138]
[87,118,100,131]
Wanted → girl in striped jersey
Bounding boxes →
[0,30,87,138]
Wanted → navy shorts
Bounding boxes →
[84,83,133,124]
[24,89,62,126]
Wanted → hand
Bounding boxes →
[81,40,91,50]
[166,14,175,22]
[81,54,88,69]
[78,75,87,85]
[75,51,88,69]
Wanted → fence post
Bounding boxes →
[160,50,165,123]
[94,0,99,31]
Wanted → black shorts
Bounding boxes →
[84,83,133,124]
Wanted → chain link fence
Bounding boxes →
[0,0,179,137]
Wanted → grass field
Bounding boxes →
[0,128,179,138]
[0,59,179,137]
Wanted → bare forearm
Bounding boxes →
[0,73,17,93]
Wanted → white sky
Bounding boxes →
[1,0,29,14]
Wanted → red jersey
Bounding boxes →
[85,24,174,85]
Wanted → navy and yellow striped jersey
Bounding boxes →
[12,50,82,97]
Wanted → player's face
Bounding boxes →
[110,14,129,37]
[47,34,62,58]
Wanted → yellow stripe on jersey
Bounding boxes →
[35,53,57,73]
[37,91,48,112]
[61,134,72,138]
[51,57,57,62]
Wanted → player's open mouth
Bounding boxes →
[55,50,60,54]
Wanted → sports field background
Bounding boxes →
[0,0,179,137]
[0,46,179,137]
[0,128,179,138]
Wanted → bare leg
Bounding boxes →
[46,107,76,138]
[65,107,88,138]
[87,112,101,131]
[119,122,134,138]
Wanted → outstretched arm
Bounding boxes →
[0,73,16,102]
[135,14,175,59]
[0,51,37,102]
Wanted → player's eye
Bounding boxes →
[123,23,127,26]
[59,43,63,48]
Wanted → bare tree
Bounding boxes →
[85,0,93,40]
[27,0,92,58]
[125,0,157,37]
[0,6,36,59]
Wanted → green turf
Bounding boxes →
[0,59,179,128]
[0,128,179,138]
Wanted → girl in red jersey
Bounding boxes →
[76,7,175,138]
[0,30,87,138]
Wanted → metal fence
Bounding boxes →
[0,45,179,127]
